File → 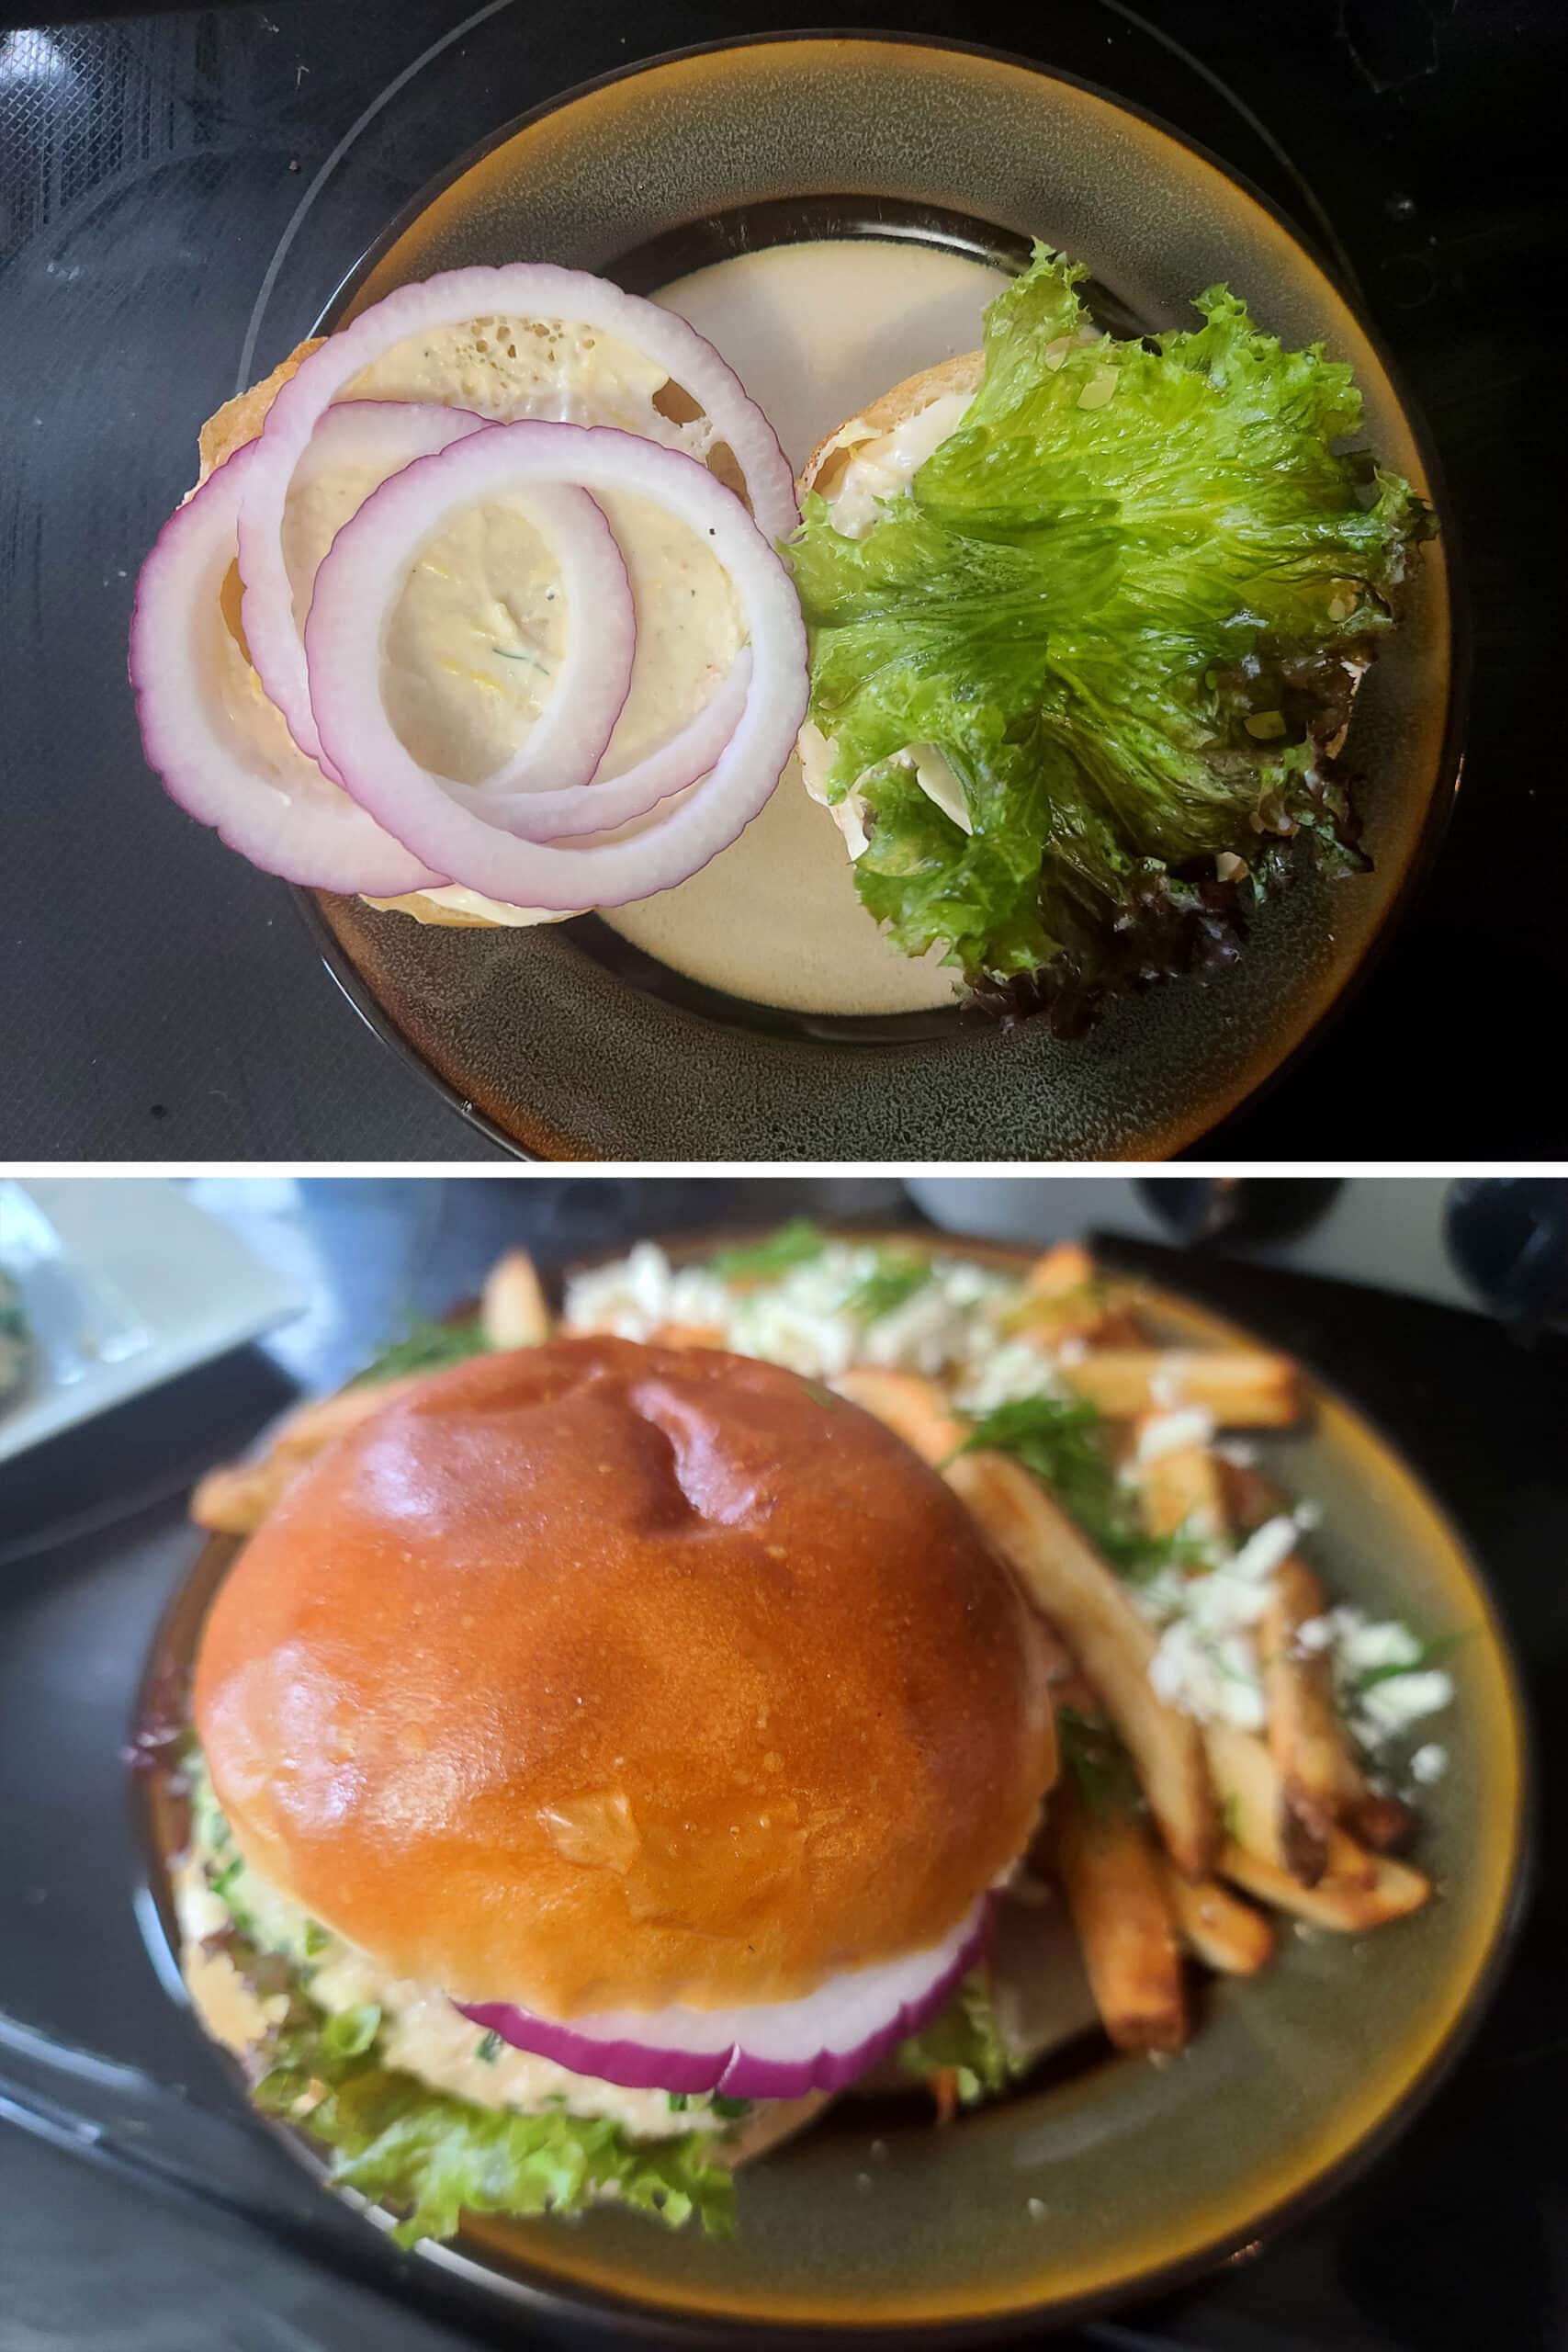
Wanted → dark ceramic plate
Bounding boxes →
[297,31,1461,1162]
[136,1236,1524,2341]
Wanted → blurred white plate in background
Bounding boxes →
[0,1181,305,1465]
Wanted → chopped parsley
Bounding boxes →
[303,1921,331,1960]
[666,2092,689,2112]
[476,2030,502,2065]
[353,1313,490,1386]
[1345,1630,1465,1699]
[707,1220,827,1280]
[710,2095,750,2120]
[956,1395,1197,1580]
[843,1250,934,1323]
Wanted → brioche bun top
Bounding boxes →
[194,1337,1055,2016]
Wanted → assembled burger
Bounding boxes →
[176,1338,1058,2242]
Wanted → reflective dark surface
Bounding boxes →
[1,0,1562,1158]
[1,1176,1564,2347]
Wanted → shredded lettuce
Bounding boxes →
[897,1970,1017,2106]
[253,2004,734,2246]
[789,246,1435,1028]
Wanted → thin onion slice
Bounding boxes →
[305,423,807,905]
[455,1900,987,2101]
[273,398,494,785]
[129,440,444,896]
[238,262,796,763]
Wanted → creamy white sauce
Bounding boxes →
[824,390,973,538]
[384,500,567,784]
[596,237,1009,1018]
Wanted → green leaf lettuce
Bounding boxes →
[897,1970,1018,2106]
[254,1999,735,2247]
[788,246,1435,1028]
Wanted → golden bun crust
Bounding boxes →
[797,350,982,505]
[195,1338,1056,2016]
[197,339,324,486]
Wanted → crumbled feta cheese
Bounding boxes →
[1136,1407,1216,1464]
[1214,1439,1258,1468]
[1409,1743,1449,1786]
[1295,1615,1335,1655]
[1292,1498,1324,1532]
[1149,1621,1267,1730]
[953,1336,1067,1416]
[1228,1514,1300,1583]
[1357,1668,1455,1741]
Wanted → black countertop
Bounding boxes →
[2,0,1564,1160]
[1,1175,1563,2347]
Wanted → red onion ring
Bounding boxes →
[455,1899,987,2101]
[304,423,807,905]
[129,441,444,896]
[269,398,493,785]
[238,263,796,765]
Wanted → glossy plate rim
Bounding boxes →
[130,1228,1528,2342]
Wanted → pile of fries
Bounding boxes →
[193,1235,1434,2064]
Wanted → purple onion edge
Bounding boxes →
[453,1902,989,2103]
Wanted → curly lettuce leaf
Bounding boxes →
[897,1970,1017,2106]
[789,246,1435,1027]
[254,2000,734,2247]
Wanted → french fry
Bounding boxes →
[479,1250,552,1351]
[1258,1559,1417,1854]
[1156,1857,1275,1976]
[1054,1779,1189,2051]
[190,1376,425,1535]
[1064,1350,1300,1427]
[1136,1428,1227,1543]
[835,1368,1216,1879]
[1262,1557,1357,1847]
[1023,1241,1099,1299]
[1201,1722,1329,1886]
[1000,1243,1145,1349]
[647,1322,728,1349]
[1218,1837,1430,1932]
[1213,1453,1287,1533]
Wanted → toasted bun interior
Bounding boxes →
[798,350,982,507]
[194,1338,1056,2017]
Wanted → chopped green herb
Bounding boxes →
[710,2095,751,2120]
[321,2004,382,2061]
[666,2092,689,2113]
[708,1220,827,1280]
[955,1395,1196,1579]
[476,2030,502,2065]
[303,1921,331,1960]
[211,1857,244,1904]
[491,646,547,672]
[353,1313,490,1386]
[1348,1630,1465,1698]
[843,1250,933,1323]
[1057,1707,1142,1815]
